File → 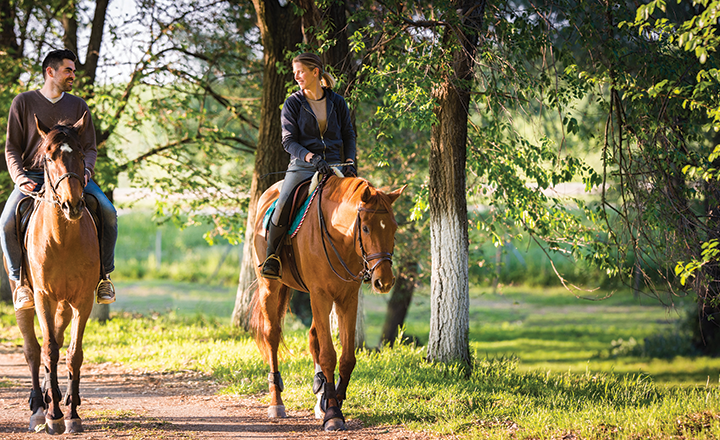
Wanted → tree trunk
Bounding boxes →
[231,0,302,329]
[381,261,418,347]
[426,0,483,368]
[695,175,720,355]
[90,303,109,322]
[0,0,20,58]
[0,0,20,303]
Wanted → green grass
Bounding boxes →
[113,211,240,286]
[3,281,720,438]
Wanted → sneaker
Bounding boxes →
[96,277,116,304]
[13,285,34,311]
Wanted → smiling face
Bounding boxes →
[47,59,76,93]
[292,61,319,92]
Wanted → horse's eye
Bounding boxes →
[362,225,370,233]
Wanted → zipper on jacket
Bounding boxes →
[303,103,328,160]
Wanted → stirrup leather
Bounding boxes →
[261,254,282,280]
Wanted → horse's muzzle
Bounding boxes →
[371,261,395,293]
[61,199,85,221]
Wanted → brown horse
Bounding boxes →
[11,114,100,434]
[251,175,404,431]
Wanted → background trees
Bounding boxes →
[4,0,720,360]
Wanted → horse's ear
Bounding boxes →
[72,111,87,136]
[386,184,407,205]
[360,185,377,204]
[34,115,50,139]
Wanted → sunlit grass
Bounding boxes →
[79,315,720,438]
[3,283,720,438]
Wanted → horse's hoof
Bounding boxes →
[28,408,45,432]
[267,405,287,418]
[45,417,66,435]
[324,417,346,431]
[65,418,84,433]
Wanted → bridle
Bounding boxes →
[21,134,86,207]
[317,178,394,283]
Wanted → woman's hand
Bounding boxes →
[310,154,331,174]
[343,161,356,177]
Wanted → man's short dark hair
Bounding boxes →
[42,49,77,79]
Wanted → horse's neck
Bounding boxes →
[320,182,360,245]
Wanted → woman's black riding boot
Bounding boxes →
[261,219,288,279]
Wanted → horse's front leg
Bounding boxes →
[256,281,289,418]
[333,288,359,412]
[35,295,65,435]
[63,304,92,433]
[309,297,344,431]
[14,305,45,432]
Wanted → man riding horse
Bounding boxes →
[1,49,117,310]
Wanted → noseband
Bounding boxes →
[318,180,393,283]
[42,155,86,206]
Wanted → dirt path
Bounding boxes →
[0,343,436,439]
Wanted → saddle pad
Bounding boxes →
[263,183,321,238]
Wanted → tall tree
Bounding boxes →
[231,0,302,329]
[426,0,484,366]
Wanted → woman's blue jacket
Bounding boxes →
[281,88,356,164]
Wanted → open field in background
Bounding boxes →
[109,280,716,388]
[105,210,720,388]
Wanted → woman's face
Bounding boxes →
[293,61,319,91]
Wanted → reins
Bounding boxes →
[317,177,393,283]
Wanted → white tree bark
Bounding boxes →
[427,211,469,363]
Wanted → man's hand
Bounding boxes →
[310,154,331,174]
[19,177,38,192]
[84,168,91,186]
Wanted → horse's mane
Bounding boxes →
[328,176,395,212]
[31,123,80,169]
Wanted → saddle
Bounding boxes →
[263,178,319,239]
[262,176,328,292]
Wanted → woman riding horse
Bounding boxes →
[252,175,404,431]
[260,52,356,279]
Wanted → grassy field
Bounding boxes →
[2,210,720,438]
[2,282,720,438]
[107,280,717,387]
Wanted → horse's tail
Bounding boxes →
[249,280,292,364]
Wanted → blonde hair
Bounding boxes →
[293,52,336,89]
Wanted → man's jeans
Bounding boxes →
[0,173,117,282]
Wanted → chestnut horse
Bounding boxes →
[11,114,100,434]
[251,175,404,431]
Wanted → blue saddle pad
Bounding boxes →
[262,185,319,237]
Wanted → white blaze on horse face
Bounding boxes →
[60,143,72,154]
[380,220,386,230]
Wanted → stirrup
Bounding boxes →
[96,278,116,304]
[261,255,282,280]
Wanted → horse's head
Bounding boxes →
[34,113,88,221]
[357,183,406,294]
